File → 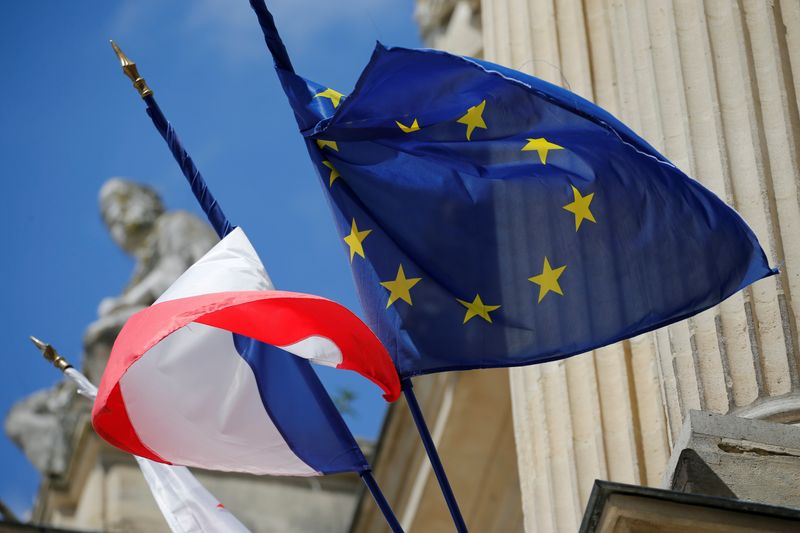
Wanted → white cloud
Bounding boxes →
[107,1,148,40]
[181,0,262,65]
[108,0,402,67]
[269,0,397,35]
[182,0,398,62]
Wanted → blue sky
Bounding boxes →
[0,0,420,517]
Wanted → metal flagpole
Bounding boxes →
[401,378,468,532]
[245,1,469,531]
[360,471,404,533]
[28,337,253,533]
[109,41,405,533]
[110,41,232,240]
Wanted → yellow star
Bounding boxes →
[322,160,340,187]
[396,119,420,133]
[380,265,422,308]
[528,257,567,303]
[313,88,345,108]
[456,294,501,324]
[562,185,596,231]
[343,219,371,263]
[521,137,564,164]
[457,100,487,140]
[317,139,339,151]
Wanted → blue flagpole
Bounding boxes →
[245,2,469,531]
[402,378,468,533]
[142,96,233,239]
[110,39,406,533]
[360,470,405,533]
[109,40,232,240]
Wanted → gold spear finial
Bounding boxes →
[110,40,153,98]
[29,336,72,372]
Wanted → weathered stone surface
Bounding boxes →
[663,410,800,509]
[415,0,482,57]
[350,370,523,533]
[417,0,800,531]
[582,480,800,533]
[4,386,74,474]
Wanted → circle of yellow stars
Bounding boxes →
[312,89,598,321]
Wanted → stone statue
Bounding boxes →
[5,178,217,474]
[83,178,217,382]
[5,383,76,473]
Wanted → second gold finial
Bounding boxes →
[29,336,73,372]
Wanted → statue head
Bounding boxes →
[99,178,165,254]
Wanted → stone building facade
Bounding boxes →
[31,420,362,533]
[352,1,800,531]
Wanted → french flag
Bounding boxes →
[92,227,399,476]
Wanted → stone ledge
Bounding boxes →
[661,410,800,508]
[579,480,800,533]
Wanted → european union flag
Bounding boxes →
[277,44,774,378]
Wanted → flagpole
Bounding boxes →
[28,337,252,533]
[360,470,404,533]
[245,2,469,531]
[109,40,405,532]
[110,40,233,240]
[401,378,468,532]
[30,336,99,399]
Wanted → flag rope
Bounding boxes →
[246,1,468,530]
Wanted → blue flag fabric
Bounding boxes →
[277,44,774,378]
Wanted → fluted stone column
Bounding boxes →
[481,0,800,531]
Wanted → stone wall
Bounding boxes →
[480,0,800,531]
[350,371,524,532]
[33,415,363,533]
[415,0,483,56]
